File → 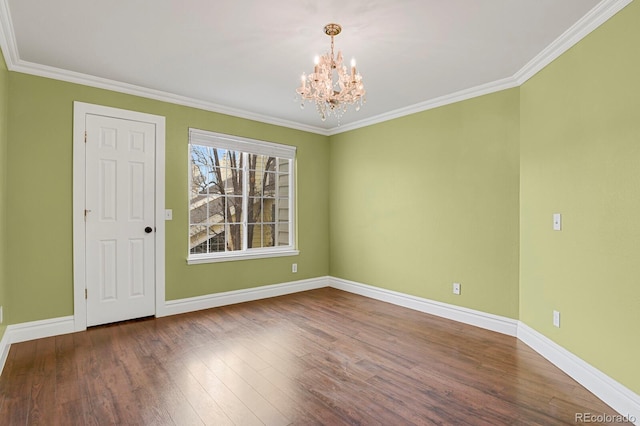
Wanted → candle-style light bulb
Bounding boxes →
[350,58,356,80]
[314,56,320,74]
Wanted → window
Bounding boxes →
[188,129,297,263]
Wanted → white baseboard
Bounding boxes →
[0,315,76,376]
[0,328,10,376]
[160,276,330,317]
[330,277,519,336]
[518,322,639,425]
[330,277,638,422]
[8,315,76,344]
[0,276,636,425]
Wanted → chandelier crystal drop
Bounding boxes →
[296,23,366,122]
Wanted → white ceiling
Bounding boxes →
[0,0,628,134]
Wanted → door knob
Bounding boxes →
[145,226,153,234]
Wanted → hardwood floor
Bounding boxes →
[0,288,627,425]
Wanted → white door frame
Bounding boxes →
[73,101,166,332]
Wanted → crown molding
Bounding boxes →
[0,0,329,135]
[327,76,519,135]
[0,0,632,137]
[11,59,331,136]
[0,0,18,66]
[514,0,633,85]
[332,0,633,135]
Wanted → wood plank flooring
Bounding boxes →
[0,288,627,425]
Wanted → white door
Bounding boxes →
[85,114,156,326]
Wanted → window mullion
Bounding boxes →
[274,161,279,245]
[241,152,249,251]
[288,159,293,242]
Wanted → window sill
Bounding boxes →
[187,249,299,265]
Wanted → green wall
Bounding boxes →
[0,49,8,339]
[1,0,638,399]
[5,73,329,324]
[520,0,640,394]
[329,89,520,319]
[327,0,639,395]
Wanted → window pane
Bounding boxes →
[246,224,276,249]
[190,148,208,198]
[207,170,224,195]
[208,230,226,252]
[277,198,289,221]
[247,197,261,223]
[218,149,241,169]
[266,157,276,172]
[276,222,289,246]
[226,196,243,222]
[263,172,276,197]
[277,170,289,197]
[247,224,261,249]
[220,168,236,194]
[264,223,275,248]
[206,197,225,229]
[248,153,261,173]
[263,199,275,222]
[277,158,289,173]
[248,159,262,194]
[189,225,207,253]
[225,222,243,251]
[189,194,208,224]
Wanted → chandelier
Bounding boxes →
[296,23,366,122]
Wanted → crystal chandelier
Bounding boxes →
[296,23,366,122]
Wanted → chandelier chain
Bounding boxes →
[330,34,335,69]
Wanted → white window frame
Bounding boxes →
[187,128,298,264]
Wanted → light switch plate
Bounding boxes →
[165,209,173,220]
[553,213,561,231]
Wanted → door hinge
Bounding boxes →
[84,131,87,143]
[84,209,91,221]
[85,288,88,299]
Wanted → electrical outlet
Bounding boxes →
[553,310,560,328]
[452,282,461,295]
[292,263,297,273]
